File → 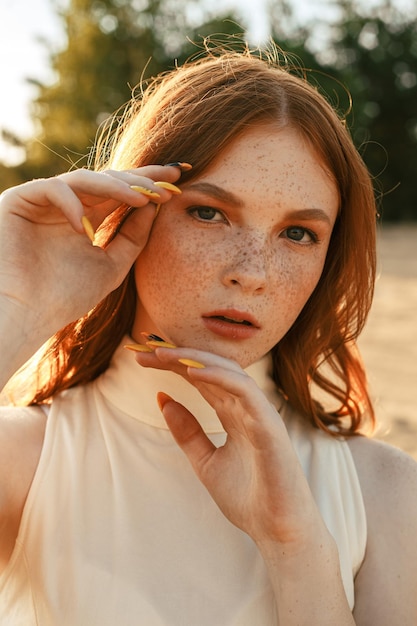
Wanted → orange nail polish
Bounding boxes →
[165,162,192,172]
[157,391,172,411]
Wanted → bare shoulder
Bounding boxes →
[347,435,417,512]
[347,433,417,493]
[0,405,47,568]
[347,435,417,623]
[347,434,417,539]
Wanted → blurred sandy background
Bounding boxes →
[359,224,417,459]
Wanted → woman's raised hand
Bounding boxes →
[0,166,181,379]
[132,346,326,549]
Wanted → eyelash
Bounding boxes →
[284,226,319,244]
[187,206,319,244]
[188,206,227,223]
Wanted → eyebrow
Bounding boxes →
[183,182,244,207]
[285,208,332,225]
[184,182,332,224]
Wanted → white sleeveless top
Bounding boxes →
[0,339,366,625]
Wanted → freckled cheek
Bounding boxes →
[269,255,325,316]
[135,230,216,305]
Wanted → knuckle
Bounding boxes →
[101,168,118,177]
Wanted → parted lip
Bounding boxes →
[202,309,260,328]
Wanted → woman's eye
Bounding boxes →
[188,206,226,223]
[284,226,317,243]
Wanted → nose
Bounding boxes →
[221,239,268,294]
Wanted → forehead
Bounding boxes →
[196,124,339,213]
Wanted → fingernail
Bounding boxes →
[155,203,161,217]
[81,215,95,242]
[141,332,164,341]
[157,391,172,411]
[141,332,177,348]
[178,358,205,369]
[154,181,182,194]
[124,343,154,353]
[146,340,177,349]
[130,185,161,200]
[165,162,193,172]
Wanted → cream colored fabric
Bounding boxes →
[0,339,366,625]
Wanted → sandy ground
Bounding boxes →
[358,224,417,459]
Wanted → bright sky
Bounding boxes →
[0,0,415,165]
[0,0,64,163]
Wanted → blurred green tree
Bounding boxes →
[0,0,243,187]
[283,1,417,221]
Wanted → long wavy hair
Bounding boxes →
[14,41,377,435]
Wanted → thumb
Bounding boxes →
[101,204,157,283]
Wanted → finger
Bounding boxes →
[145,345,243,374]
[153,347,253,398]
[157,392,216,473]
[99,171,173,201]
[59,170,173,212]
[102,164,183,184]
[130,345,244,394]
[132,344,253,398]
[158,350,281,433]
[6,177,86,233]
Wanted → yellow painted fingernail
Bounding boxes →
[81,215,95,242]
[178,358,205,369]
[146,340,177,349]
[154,181,182,194]
[130,185,161,200]
[124,343,154,353]
[155,204,161,217]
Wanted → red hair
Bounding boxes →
[16,43,377,435]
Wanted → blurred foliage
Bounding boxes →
[1,0,417,220]
[311,1,417,221]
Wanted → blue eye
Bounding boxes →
[189,206,226,222]
[285,226,317,243]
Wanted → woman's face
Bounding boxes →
[133,125,339,368]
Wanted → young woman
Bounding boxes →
[0,45,416,625]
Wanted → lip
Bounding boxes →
[202,309,260,340]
